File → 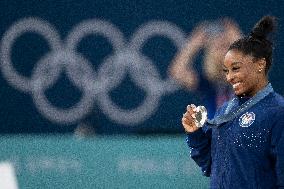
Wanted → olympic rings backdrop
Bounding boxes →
[0,0,283,134]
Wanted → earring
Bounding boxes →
[258,69,262,72]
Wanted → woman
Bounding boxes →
[182,16,284,188]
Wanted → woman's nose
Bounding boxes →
[226,71,234,83]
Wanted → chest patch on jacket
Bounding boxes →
[239,112,255,127]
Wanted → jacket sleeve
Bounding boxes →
[271,110,284,188]
[185,101,228,177]
[186,125,212,177]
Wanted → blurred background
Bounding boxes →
[0,0,283,188]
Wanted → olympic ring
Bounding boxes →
[0,17,186,125]
[96,50,162,125]
[31,50,95,124]
[129,21,185,93]
[66,19,126,51]
[0,18,62,92]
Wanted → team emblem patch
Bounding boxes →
[239,112,255,127]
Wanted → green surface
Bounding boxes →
[0,135,209,189]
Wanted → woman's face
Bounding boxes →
[223,50,266,97]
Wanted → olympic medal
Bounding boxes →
[194,106,208,127]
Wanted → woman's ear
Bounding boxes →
[257,58,266,73]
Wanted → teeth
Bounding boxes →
[233,82,241,89]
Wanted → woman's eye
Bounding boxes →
[232,67,240,71]
[222,68,229,73]
[223,70,229,75]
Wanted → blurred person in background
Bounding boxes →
[170,18,241,118]
[74,121,96,138]
[182,16,284,188]
[73,108,100,138]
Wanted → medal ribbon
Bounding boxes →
[207,83,273,126]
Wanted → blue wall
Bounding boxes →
[0,0,283,134]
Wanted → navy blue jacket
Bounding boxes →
[187,90,284,189]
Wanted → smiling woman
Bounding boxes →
[223,16,274,98]
[223,50,267,97]
[182,16,284,189]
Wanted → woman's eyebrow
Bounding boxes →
[231,61,243,66]
[223,61,242,69]
[222,65,228,69]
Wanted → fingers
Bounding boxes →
[182,104,199,133]
[187,104,196,110]
[185,104,196,119]
[182,117,193,132]
[182,117,191,126]
[182,109,192,126]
